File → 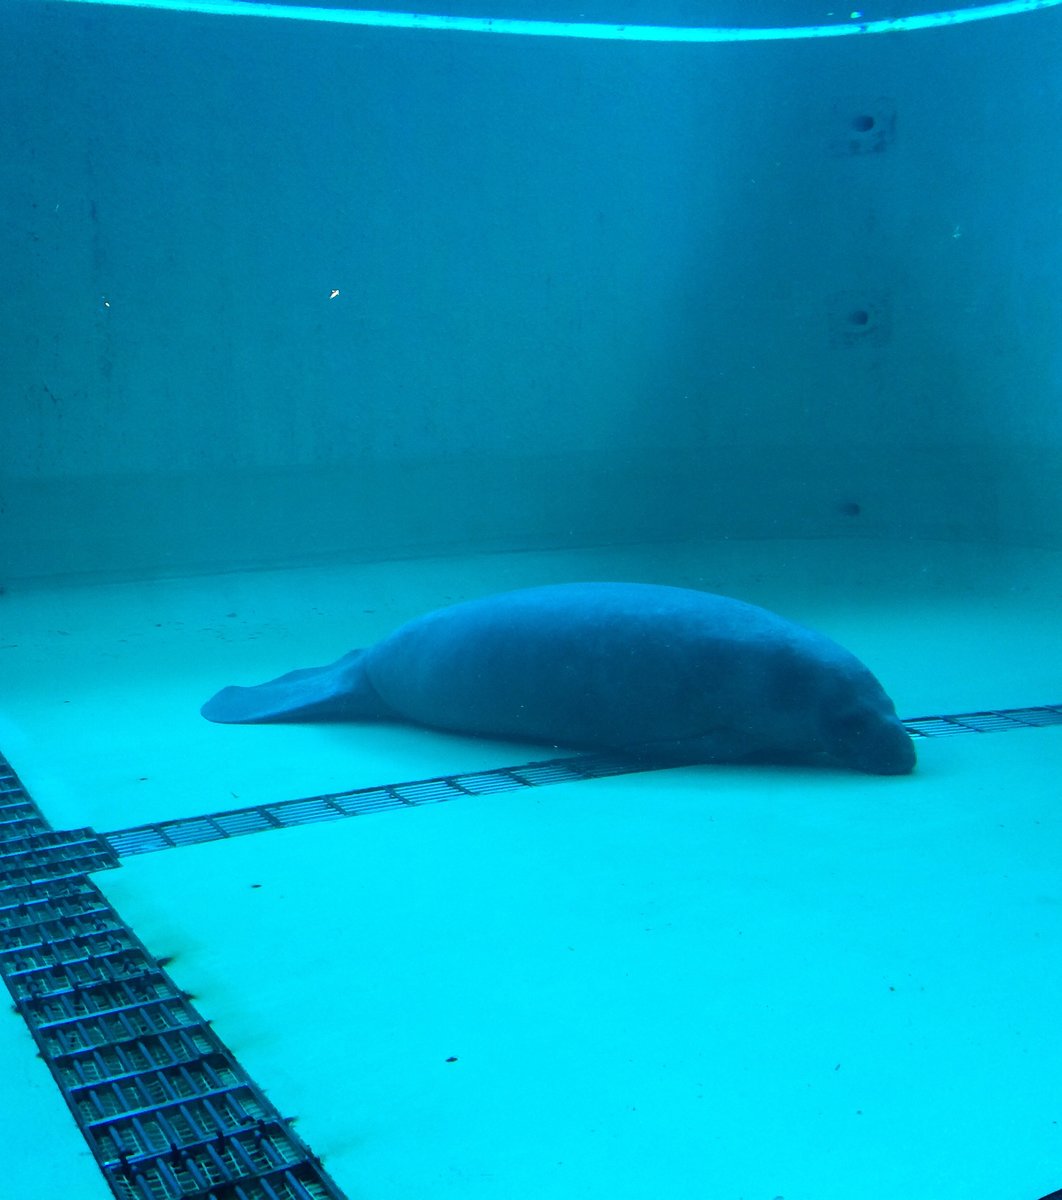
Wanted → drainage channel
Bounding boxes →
[2,701,1060,1200]
[0,755,348,1200]
[102,702,1062,859]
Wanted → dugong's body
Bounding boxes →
[201,582,915,775]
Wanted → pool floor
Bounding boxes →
[2,538,1060,1199]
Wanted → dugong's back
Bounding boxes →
[363,582,885,762]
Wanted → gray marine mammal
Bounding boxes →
[201,582,915,775]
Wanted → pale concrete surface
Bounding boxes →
[0,1011,114,1200]
[97,729,1062,1200]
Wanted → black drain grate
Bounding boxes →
[105,752,641,857]
[0,754,348,1200]
[103,748,643,854]
[904,704,1062,737]
[102,702,1062,859]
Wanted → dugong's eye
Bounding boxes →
[829,708,872,745]
[834,710,866,734]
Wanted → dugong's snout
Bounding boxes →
[859,721,916,775]
[826,708,917,775]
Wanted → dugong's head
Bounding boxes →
[819,674,916,775]
[763,628,915,776]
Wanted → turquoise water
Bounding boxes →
[2,4,1061,1198]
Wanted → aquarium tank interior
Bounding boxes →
[1,1,1061,1198]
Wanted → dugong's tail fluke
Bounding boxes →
[201,649,392,724]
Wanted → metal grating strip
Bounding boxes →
[103,752,646,858]
[0,752,349,1200]
[101,703,1062,859]
[904,704,1062,736]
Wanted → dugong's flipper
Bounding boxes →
[201,649,393,724]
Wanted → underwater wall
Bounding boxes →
[2,3,1060,580]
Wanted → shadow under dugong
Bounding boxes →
[201,582,916,776]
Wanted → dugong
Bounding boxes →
[201,582,915,775]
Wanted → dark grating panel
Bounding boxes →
[0,752,349,1200]
[904,704,1062,737]
[103,752,643,858]
[101,703,1062,860]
